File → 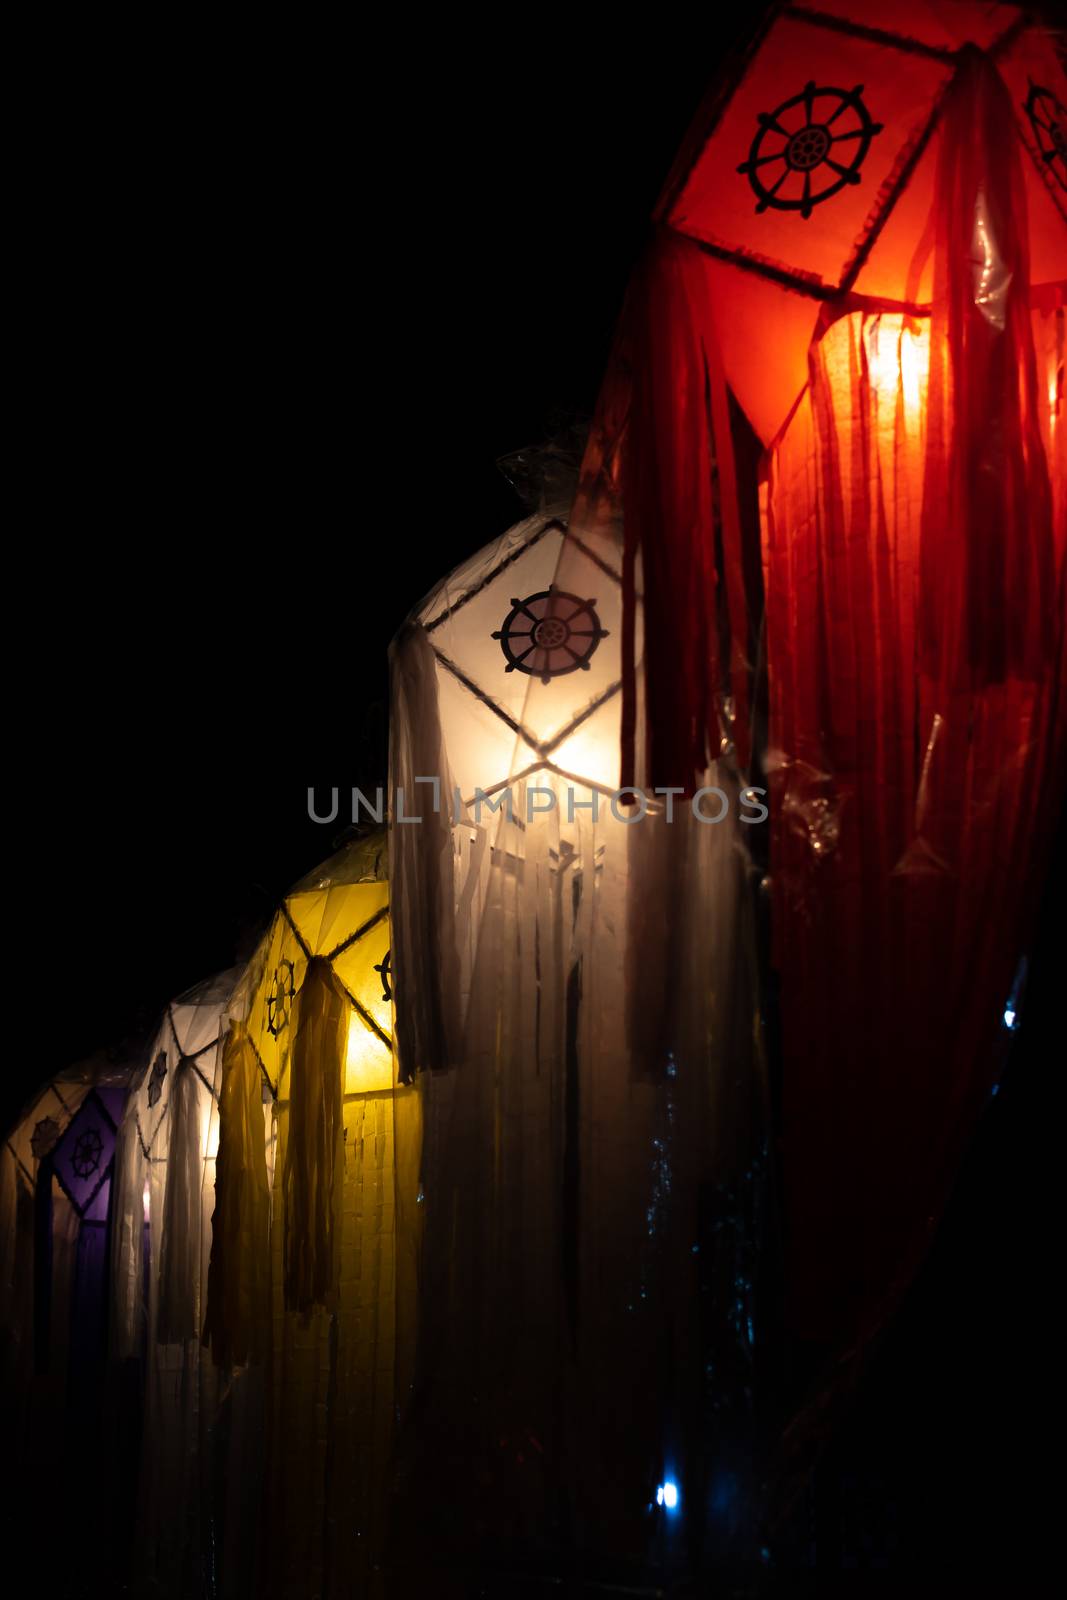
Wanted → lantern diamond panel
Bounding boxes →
[667,15,953,292]
[1022,82,1067,194]
[736,80,884,220]
[421,515,626,799]
[1003,28,1067,231]
[31,1115,60,1160]
[52,1090,117,1216]
[267,960,295,1038]
[492,586,607,683]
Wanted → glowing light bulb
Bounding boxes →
[866,316,928,419]
[656,1480,680,1511]
[899,325,927,417]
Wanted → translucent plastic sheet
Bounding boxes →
[389,621,462,1077]
[388,491,769,1583]
[282,955,347,1315]
[918,48,1056,690]
[202,1022,271,1371]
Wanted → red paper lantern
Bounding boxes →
[592,1,1066,1347]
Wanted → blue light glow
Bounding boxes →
[656,1480,680,1511]
[1003,1007,1017,1031]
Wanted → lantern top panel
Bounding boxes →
[170,965,243,1014]
[118,968,238,1161]
[6,1054,133,1181]
[237,830,393,1100]
[51,1087,119,1216]
[288,830,388,895]
[663,3,1065,302]
[410,513,627,800]
[787,2,1020,52]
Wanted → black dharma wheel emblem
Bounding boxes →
[1024,82,1067,193]
[493,586,608,685]
[267,960,296,1038]
[72,1127,103,1180]
[738,81,883,219]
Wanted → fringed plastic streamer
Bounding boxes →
[764,47,1067,1349]
[156,1062,201,1343]
[203,1023,270,1367]
[919,44,1055,689]
[282,956,346,1314]
[620,228,750,792]
[388,488,769,1579]
[388,620,463,1078]
[32,1155,53,1374]
[110,1113,146,1362]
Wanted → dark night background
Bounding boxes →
[14,9,1062,1585]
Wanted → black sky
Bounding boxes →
[19,13,775,1115]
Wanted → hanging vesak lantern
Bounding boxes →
[0,1055,130,1546]
[388,474,768,1578]
[112,969,237,1354]
[109,968,254,1600]
[592,0,1065,1352]
[205,829,419,1599]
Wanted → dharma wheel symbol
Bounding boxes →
[374,948,392,1003]
[31,1116,60,1160]
[1024,83,1067,193]
[493,586,607,684]
[738,81,883,219]
[267,959,296,1038]
[72,1127,103,1180]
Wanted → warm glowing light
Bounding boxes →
[548,723,621,795]
[345,1010,394,1094]
[201,1103,220,1161]
[142,1180,151,1223]
[866,316,929,419]
[899,326,927,417]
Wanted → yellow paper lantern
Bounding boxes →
[223,829,421,1599]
